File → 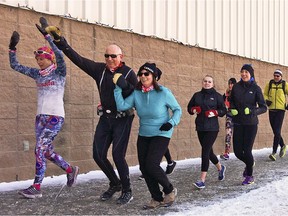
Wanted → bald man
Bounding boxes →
[54,37,137,204]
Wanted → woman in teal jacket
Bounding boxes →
[113,62,181,209]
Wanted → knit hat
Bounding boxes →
[241,64,254,79]
[138,62,162,81]
[34,46,55,63]
[228,78,237,84]
[274,69,283,76]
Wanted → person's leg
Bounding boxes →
[242,125,257,176]
[164,148,172,164]
[93,117,121,201]
[34,115,71,185]
[224,116,233,154]
[233,124,245,162]
[269,111,280,153]
[137,136,163,202]
[111,115,134,192]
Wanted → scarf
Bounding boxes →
[39,64,56,76]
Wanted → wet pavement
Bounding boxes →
[1,150,287,215]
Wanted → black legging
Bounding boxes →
[233,124,257,176]
[269,110,285,153]
[197,131,219,172]
[164,148,173,164]
[137,135,174,202]
[93,115,134,192]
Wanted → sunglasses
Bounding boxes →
[274,75,280,77]
[137,72,150,77]
[104,54,121,58]
[34,50,51,55]
[203,80,212,83]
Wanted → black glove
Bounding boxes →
[113,73,128,89]
[159,122,173,131]
[36,17,49,36]
[9,31,20,50]
[265,100,272,106]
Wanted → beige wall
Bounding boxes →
[0,4,287,183]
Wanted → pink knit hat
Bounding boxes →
[34,46,55,63]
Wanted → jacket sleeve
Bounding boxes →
[54,37,101,78]
[46,35,66,77]
[121,69,138,99]
[165,89,182,126]
[263,82,270,101]
[9,51,39,79]
[255,85,267,115]
[114,86,135,111]
[187,93,196,115]
[216,93,227,117]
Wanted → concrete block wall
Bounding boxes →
[0,4,287,183]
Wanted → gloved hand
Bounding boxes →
[191,106,201,115]
[45,26,62,42]
[159,122,173,131]
[244,107,251,115]
[230,109,238,116]
[9,31,20,50]
[205,110,218,118]
[113,73,128,89]
[35,17,49,36]
[265,100,272,106]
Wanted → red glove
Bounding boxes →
[191,106,201,114]
[205,110,218,118]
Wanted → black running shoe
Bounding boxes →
[116,190,133,204]
[166,161,177,174]
[100,184,122,201]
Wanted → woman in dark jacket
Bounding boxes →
[230,64,267,185]
[187,75,227,189]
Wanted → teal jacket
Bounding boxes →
[114,85,182,138]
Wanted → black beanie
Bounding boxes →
[241,64,254,79]
[228,78,237,84]
[138,62,162,81]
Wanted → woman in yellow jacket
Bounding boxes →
[263,69,288,161]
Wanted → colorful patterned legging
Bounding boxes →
[34,114,70,184]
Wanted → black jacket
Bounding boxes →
[54,38,138,115]
[187,88,227,131]
[230,80,267,125]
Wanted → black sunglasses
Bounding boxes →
[104,54,120,58]
[137,72,150,77]
[274,75,280,77]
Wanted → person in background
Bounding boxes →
[138,149,177,180]
[8,27,79,199]
[114,62,182,209]
[230,64,267,185]
[41,17,138,204]
[263,69,288,161]
[187,75,227,189]
[220,78,237,160]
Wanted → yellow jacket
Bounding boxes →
[263,80,288,110]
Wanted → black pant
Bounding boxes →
[93,115,134,192]
[233,124,257,176]
[137,136,173,202]
[197,131,219,172]
[269,110,285,153]
[164,148,172,164]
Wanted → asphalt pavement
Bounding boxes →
[1,150,287,215]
